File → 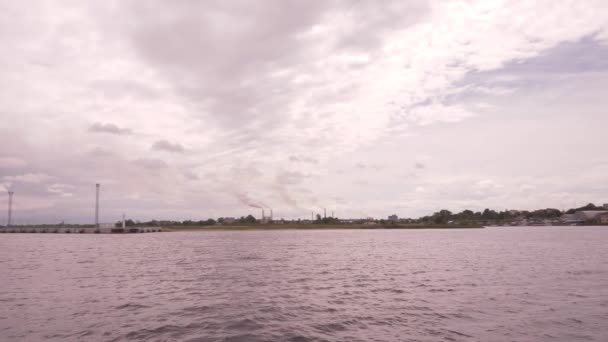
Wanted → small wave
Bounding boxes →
[446,329,474,338]
[224,318,263,331]
[115,303,151,310]
[221,333,267,342]
[314,322,348,333]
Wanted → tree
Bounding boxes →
[432,210,452,224]
[242,214,256,224]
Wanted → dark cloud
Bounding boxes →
[88,122,132,135]
[415,162,425,169]
[152,140,185,153]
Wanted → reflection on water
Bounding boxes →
[1,227,607,341]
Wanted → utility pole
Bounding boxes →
[7,191,14,227]
[95,184,100,228]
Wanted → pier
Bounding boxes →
[2,183,163,234]
[0,227,163,234]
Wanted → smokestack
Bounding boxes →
[324,208,326,219]
[95,183,100,228]
[270,209,273,221]
[331,211,334,217]
[7,191,14,227]
[262,208,265,220]
[311,211,313,220]
[122,213,126,229]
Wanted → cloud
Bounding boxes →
[0,157,26,168]
[414,163,425,169]
[276,170,309,186]
[133,158,168,170]
[2,1,608,222]
[152,140,185,153]
[355,163,383,170]
[0,181,12,192]
[88,122,133,135]
[183,171,199,180]
[288,155,318,164]
[3,173,55,184]
[406,104,476,126]
[47,183,74,197]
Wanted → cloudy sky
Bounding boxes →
[1,0,608,224]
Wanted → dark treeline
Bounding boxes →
[418,208,562,225]
[112,203,606,227]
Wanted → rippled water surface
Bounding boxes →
[1,227,607,341]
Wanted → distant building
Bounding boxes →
[223,217,236,224]
[574,210,608,223]
[599,213,608,224]
[388,215,398,222]
[604,203,608,210]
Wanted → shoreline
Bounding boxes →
[165,224,485,231]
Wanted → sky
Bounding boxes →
[1,0,608,224]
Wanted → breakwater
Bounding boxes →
[0,227,163,234]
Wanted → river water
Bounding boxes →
[1,227,607,341]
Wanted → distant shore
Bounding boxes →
[165,223,485,231]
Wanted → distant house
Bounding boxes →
[388,214,398,222]
[604,203,608,210]
[223,217,236,224]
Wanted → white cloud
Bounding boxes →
[3,173,55,184]
[47,183,75,197]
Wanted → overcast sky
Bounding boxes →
[1,0,608,224]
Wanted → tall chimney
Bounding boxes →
[324,208,326,219]
[122,213,126,229]
[7,191,14,227]
[95,183,100,228]
[270,209,273,221]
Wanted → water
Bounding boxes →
[1,227,607,341]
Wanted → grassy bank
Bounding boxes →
[165,223,484,231]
